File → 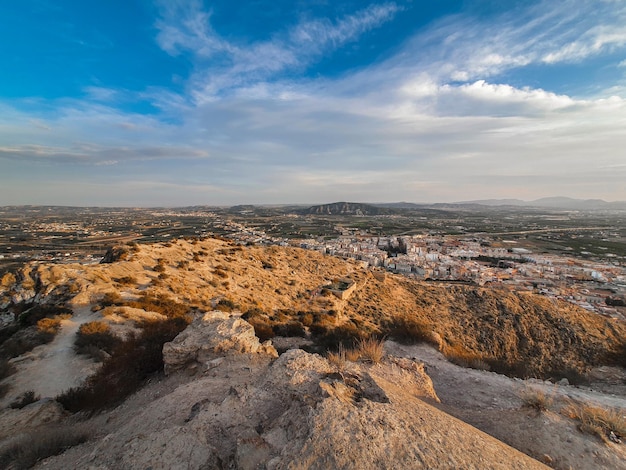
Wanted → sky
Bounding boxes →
[1,0,626,206]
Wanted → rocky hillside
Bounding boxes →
[0,238,625,468]
[2,311,550,469]
[2,237,625,380]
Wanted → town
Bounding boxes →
[1,204,625,320]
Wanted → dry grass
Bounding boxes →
[356,337,385,364]
[0,423,91,469]
[563,401,626,443]
[519,387,553,412]
[327,345,347,368]
[327,340,383,367]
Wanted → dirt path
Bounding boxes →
[386,341,626,470]
[1,306,99,406]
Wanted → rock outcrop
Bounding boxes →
[162,311,278,374]
[38,332,547,469]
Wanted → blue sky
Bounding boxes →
[1,0,626,206]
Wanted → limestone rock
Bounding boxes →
[163,311,278,374]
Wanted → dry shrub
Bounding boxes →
[0,326,56,359]
[216,299,238,312]
[0,423,91,469]
[10,390,40,409]
[100,291,122,307]
[273,322,306,337]
[36,317,63,335]
[520,387,553,412]
[58,317,189,413]
[327,344,347,368]
[356,337,385,364]
[563,401,626,443]
[444,344,491,371]
[327,343,361,368]
[213,268,228,278]
[1,272,16,288]
[74,321,120,360]
[385,316,436,345]
[17,305,73,327]
[125,293,189,319]
[115,276,137,285]
[241,309,275,341]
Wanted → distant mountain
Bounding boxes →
[301,202,395,215]
[456,197,626,211]
[455,199,527,207]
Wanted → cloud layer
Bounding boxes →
[1,0,626,205]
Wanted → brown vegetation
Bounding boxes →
[563,401,626,443]
[7,239,625,382]
[74,321,120,361]
[519,387,553,412]
[57,317,189,413]
[0,423,91,469]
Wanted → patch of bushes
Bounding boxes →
[100,291,123,307]
[0,326,56,359]
[384,316,435,345]
[563,401,626,443]
[115,276,137,286]
[125,293,190,319]
[216,299,238,312]
[0,424,91,469]
[311,321,368,352]
[57,317,189,413]
[17,305,73,328]
[36,316,67,335]
[74,321,120,361]
[10,390,40,409]
[273,322,306,337]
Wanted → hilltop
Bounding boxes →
[0,238,625,468]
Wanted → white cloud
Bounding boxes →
[2,1,626,205]
[155,1,400,101]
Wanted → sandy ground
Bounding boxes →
[1,306,99,407]
[386,341,626,470]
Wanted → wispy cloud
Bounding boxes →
[390,0,626,87]
[2,1,626,205]
[155,1,401,100]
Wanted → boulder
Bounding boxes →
[162,311,278,374]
